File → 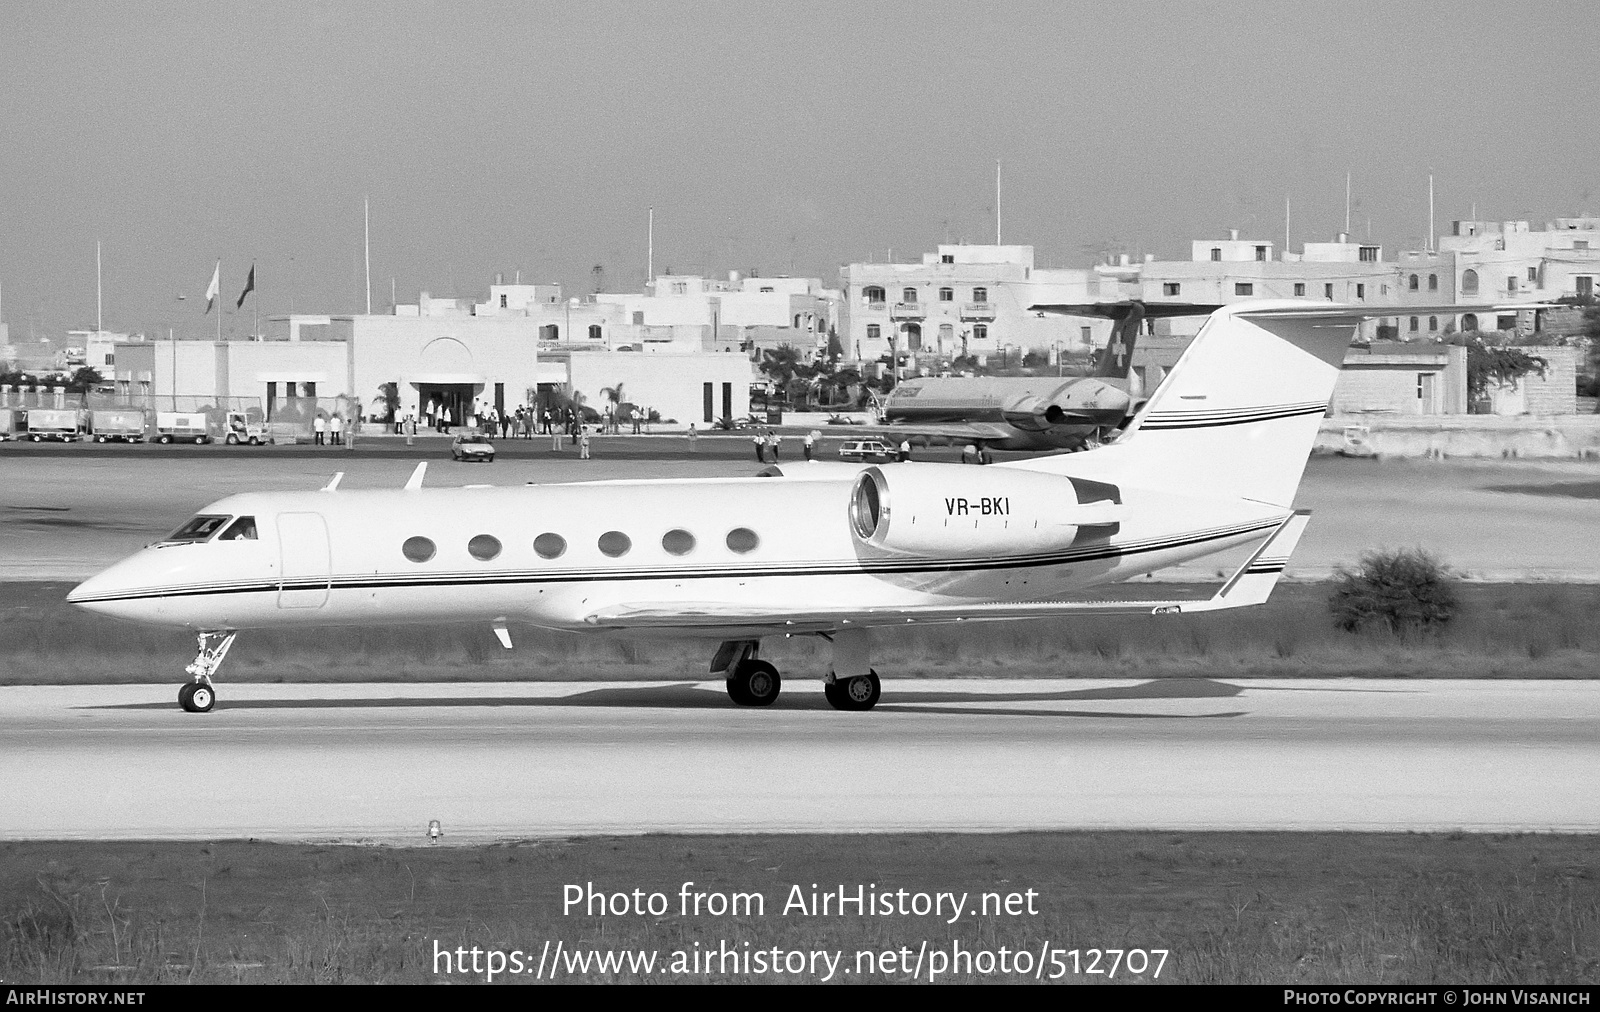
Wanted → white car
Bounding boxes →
[838,439,898,463]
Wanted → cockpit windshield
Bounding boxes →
[162,514,232,544]
[217,516,257,541]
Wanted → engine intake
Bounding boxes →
[849,464,1119,558]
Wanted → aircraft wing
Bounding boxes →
[839,420,1020,443]
[582,512,1310,632]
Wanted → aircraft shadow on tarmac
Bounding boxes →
[90,678,1251,720]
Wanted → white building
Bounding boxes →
[1439,216,1600,307]
[839,244,1122,362]
[594,272,838,355]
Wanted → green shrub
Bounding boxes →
[1329,548,1459,635]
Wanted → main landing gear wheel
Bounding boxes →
[726,659,781,707]
[825,671,881,711]
[178,682,215,712]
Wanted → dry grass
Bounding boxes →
[4,582,1600,685]
[3,834,1596,984]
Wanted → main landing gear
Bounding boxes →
[714,641,781,707]
[179,630,236,713]
[824,670,881,711]
[712,630,883,711]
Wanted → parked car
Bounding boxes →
[451,432,495,462]
[838,439,898,463]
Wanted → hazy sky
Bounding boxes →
[2,0,1595,342]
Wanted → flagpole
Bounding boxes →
[364,196,372,316]
[217,261,222,342]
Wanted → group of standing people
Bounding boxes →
[311,413,345,445]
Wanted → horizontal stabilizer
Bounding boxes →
[1029,301,1225,319]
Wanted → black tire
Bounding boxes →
[248,436,260,445]
[29,434,40,442]
[728,659,781,706]
[189,683,215,712]
[226,433,239,445]
[157,434,172,444]
[178,683,196,711]
[94,434,106,443]
[825,671,881,712]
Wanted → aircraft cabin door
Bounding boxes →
[277,512,331,609]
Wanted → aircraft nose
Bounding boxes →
[66,557,165,621]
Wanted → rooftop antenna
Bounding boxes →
[1285,196,1291,257]
[364,196,372,315]
[1344,171,1351,235]
[996,159,1003,245]
[96,239,102,333]
[1428,173,1435,253]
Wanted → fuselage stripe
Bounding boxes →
[74,517,1284,605]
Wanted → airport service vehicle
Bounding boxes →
[23,408,81,442]
[837,439,897,463]
[0,409,23,440]
[223,412,267,445]
[154,412,212,445]
[68,301,1542,714]
[451,433,495,462]
[91,409,148,443]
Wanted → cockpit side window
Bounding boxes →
[217,516,257,541]
[163,514,232,543]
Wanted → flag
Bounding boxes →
[236,264,255,309]
[204,262,220,314]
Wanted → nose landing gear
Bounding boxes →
[180,631,236,713]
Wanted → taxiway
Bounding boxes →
[3,678,1595,840]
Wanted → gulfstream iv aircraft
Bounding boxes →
[67,301,1417,712]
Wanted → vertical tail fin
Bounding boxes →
[1113,303,1361,506]
[1009,302,1365,508]
[1090,302,1143,379]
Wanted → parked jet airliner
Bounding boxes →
[871,301,1221,452]
[66,301,1485,713]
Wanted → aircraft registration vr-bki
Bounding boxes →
[66,300,1527,713]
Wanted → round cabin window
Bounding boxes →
[661,529,696,556]
[402,536,436,563]
[598,531,632,557]
[468,535,502,561]
[726,527,759,554]
[534,533,567,559]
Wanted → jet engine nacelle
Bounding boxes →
[998,381,1132,433]
[848,464,1121,557]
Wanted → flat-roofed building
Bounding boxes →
[839,244,1120,363]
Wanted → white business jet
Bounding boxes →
[67,301,1408,712]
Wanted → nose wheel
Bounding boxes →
[178,682,216,713]
[179,631,236,713]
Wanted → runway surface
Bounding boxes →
[3,678,1595,840]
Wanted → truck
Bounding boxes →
[0,409,21,441]
[153,411,212,444]
[222,411,268,445]
[23,408,81,442]
[90,409,148,443]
